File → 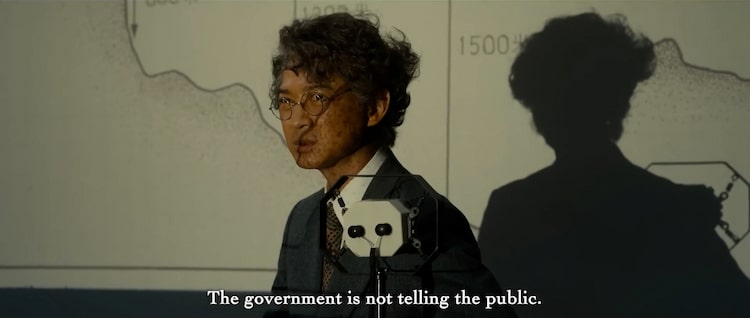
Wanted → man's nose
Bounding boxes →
[289,103,312,127]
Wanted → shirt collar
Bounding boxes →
[324,147,388,221]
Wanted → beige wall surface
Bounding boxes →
[1,0,748,291]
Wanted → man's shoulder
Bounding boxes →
[287,190,324,220]
[374,149,410,175]
[280,190,324,246]
[297,189,325,206]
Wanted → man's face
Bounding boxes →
[277,69,369,170]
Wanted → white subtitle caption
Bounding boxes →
[207,289,541,310]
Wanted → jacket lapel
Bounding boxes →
[304,191,325,294]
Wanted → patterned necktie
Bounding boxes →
[322,200,343,291]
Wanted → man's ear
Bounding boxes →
[367,90,390,127]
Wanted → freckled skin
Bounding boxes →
[279,70,380,188]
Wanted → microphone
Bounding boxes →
[343,199,411,257]
[348,225,365,238]
[375,223,392,236]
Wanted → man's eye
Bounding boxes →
[277,97,292,105]
[309,93,327,102]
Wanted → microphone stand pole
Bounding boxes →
[369,247,386,318]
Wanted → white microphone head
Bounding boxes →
[342,199,411,257]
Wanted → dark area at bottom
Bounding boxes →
[0,288,271,318]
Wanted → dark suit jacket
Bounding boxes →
[479,144,750,317]
[267,150,514,318]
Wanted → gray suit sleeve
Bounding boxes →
[264,202,300,318]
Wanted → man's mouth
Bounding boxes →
[296,139,315,153]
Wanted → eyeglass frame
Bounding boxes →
[269,86,353,121]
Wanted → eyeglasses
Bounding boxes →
[269,86,352,121]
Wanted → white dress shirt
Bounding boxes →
[325,148,388,247]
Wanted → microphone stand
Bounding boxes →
[369,247,385,318]
[351,226,387,318]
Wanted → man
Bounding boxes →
[266,12,513,318]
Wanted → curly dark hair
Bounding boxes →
[270,12,420,148]
[509,12,655,148]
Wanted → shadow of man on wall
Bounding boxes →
[478,12,750,318]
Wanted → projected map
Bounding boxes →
[1,0,748,291]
